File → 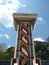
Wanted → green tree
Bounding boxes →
[46,37,49,42]
[35,41,49,60]
[0,43,7,60]
[6,46,15,59]
[0,43,7,51]
[0,45,15,60]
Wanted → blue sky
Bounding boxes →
[0,0,49,47]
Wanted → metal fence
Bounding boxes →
[41,60,49,65]
[0,60,49,65]
[0,60,11,65]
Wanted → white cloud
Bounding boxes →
[34,17,46,28]
[37,17,43,22]
[33,37,45,42]
[37,17,46,23]
[0,33,10,39]
[7,45,11,48]
[0,0,26,28]
[0,14,14,28]
[0,34,3,38]
[4,34,10,39]
[22,4,26,7]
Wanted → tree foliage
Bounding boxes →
[0,43,7,51]
[0,44,15,60]
[46,37,49,42]
[6,46,15,59]
[0,41,49,60]
[35,41,49,60]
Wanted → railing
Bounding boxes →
[0,60,11,65]
[41,60,49,65]
[0,60,49,65]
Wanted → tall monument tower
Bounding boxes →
[12,13,37,65]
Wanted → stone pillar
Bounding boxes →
[12,13,37,65]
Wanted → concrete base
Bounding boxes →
[14,63,18,65]
[35,63,38,65]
